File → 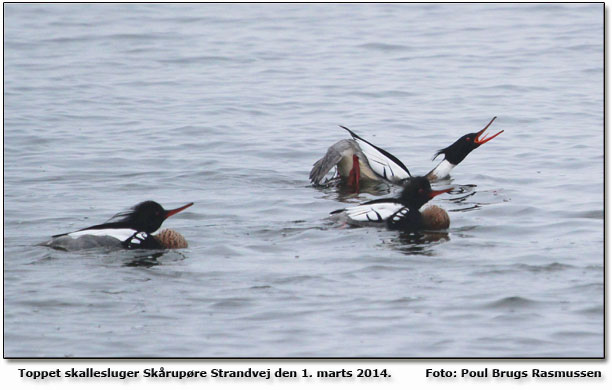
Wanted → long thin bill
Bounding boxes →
[475,117,503,144]
[475,129,504,144]
[429,188,453,199]
[165,202,194,218]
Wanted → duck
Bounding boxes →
[41,200,193,250]
[331,176,452,231]
[310,117,503,191]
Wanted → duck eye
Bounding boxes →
[418,188,424,194]
[466,137,471,141]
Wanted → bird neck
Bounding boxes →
[426,159,456,181]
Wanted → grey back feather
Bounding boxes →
[309,139,358,184]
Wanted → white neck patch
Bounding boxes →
[428,160,456,181]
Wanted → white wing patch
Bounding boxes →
[390,207,410,223]
[353,138,410,182]
[68,228,137,241]
[344,202,404,223]
[130,232,147,244]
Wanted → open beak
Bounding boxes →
[164,202,194,218]
[429,188,453,199]
[474,116,504,145]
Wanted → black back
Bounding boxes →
[349,176,437,211]
[67,200,167,235]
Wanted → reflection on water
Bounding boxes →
[448,183,477,196]
[386,231,450,256]
[446,184,482,212]
[317,177,393,201]
[448,204,482,212]
[123,250,186,268]
[123,251,168,268]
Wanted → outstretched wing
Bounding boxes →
[341,126,411,182]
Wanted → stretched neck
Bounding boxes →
[426,159,456,182]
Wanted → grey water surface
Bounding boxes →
[3,3,603,357]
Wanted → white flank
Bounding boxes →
[68,228,138,241]
[353,138,410,182]
[344,202,404,223]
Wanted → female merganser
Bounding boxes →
[41,200,193,250]
[331,176,452,231]
[310,117,503,190]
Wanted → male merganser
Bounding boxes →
[310,117,503,190]
[331,176,452,231]
[41,200,193,250]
